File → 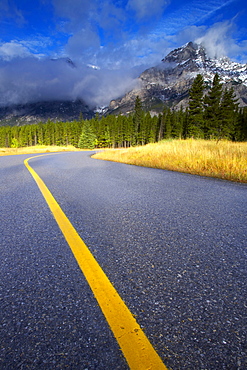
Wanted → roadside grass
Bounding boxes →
[0,145,81,156]
[92,139,247,183]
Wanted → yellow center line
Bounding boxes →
[24,154,168,370]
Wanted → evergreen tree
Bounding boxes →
[96,116,111,148]
[204,73,223,139]
[188,74,205,138]
[171,109,184,138]
[75,120,84,145]
[236,107,247,141]
[0,127,6,147]
[163,108,172,139]
[55,122,63,146]
[78,120,96,149]
[11,137,19,148]
[150,115,159,143]
[219,87,238,140]
[138,111,150,145]
[133,95,143,144]
[37,123,44,145]
[157,113,164,141]
[182,108,190,139]
[123,116,134,147]
[105,115,116,148]
[116,115,125,147]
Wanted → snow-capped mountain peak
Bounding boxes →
[108,41,247,114]
[161,41,247,84]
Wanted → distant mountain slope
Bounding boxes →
[108,42,247,114]
[0,56,95,126]
[0,100,94,126]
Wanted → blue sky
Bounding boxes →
[0,0,246,106]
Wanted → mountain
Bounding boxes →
[0,57,94,126]
[0,100,95,126]
[108,41,247,114]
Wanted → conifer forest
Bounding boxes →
[0,74,247,149]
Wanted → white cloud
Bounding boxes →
[195,20,233,58]
[176,25,207,46]
[65,28,100,57]
[0,56,139,107]
[0,41,32,60]
[52,0,93,32]
[0,57,74,105]
[71,67,139,106]
[0,38,53,61]
[127,0,170,19]
[51,0,170,64]
[94,35,170,70]
[195,20,247,61]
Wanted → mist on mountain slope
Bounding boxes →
[0,57,141,108]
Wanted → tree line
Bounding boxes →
[0,73,247,149]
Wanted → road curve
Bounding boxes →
[1,151,246,369]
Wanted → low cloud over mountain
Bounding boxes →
[0,56,140,108]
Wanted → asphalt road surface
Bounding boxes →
[1,151,246,369]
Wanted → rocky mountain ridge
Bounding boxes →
[108,42,247,114]
[0,100,94,126]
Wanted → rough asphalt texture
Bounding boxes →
[0,152,246,369]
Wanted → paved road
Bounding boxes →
[1,151,246,369]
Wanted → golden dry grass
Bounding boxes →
[93,139,247,183]
[0,145,82,156]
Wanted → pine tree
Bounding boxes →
[78,120,96,149]
[188,74,205,138]
[163,108,172,139]
[37,123,44,145]
[133,95,143,145]
[183,108,190,139]
[204,73,223,139]
[219,87,238,140]
[236,107,247,141]
[0,127,6,147]
[157,113,164,141]
[116,115,125,147]
[171,108,184,138]
[124,116,134,147]
[11,137,19,148]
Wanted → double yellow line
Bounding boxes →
[24,154,167,370]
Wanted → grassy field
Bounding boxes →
[0,145,81,156]
[93,139,247,183]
